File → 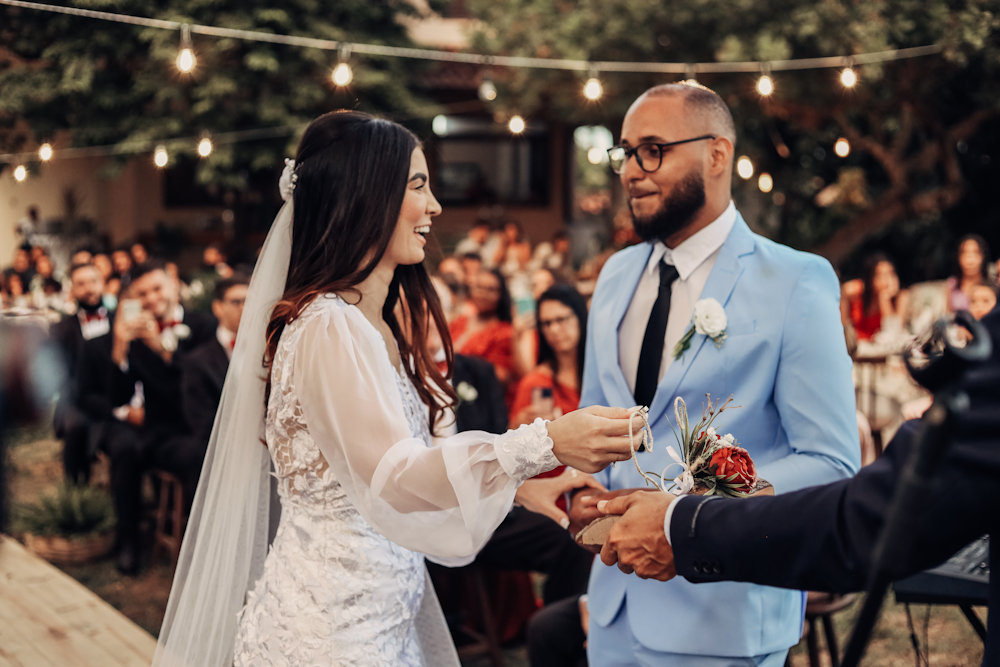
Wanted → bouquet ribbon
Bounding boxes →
[662,446,695,496]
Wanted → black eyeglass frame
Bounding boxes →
[607,134,717,174]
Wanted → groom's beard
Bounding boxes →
[630,169,706,244]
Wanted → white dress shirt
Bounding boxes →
[618,201,737,392]
[217,325,236,359]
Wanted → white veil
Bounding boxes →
[152,193,293,667]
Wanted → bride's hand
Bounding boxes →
[546,406,641,473]
[515,469,607,528]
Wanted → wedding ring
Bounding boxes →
[570,469,578,478]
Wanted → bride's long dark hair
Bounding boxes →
[265,110,456,430]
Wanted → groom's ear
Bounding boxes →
[706,136,734,176]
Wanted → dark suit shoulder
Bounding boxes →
[453,353,495,382]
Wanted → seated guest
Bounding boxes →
[181,275,249,446]
[424,319,598,637]
[77,260,215,574]
[189,244,234,313]
[946,234,996,312]
[511,285,586,428]
[970,283,998,320]
[4,247,35,289]
[449,268,515,388]
[842,252,910,341]
[52,262,112,484]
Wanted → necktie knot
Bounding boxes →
[658,259,679,288]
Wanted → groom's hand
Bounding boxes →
[598,491,678,581]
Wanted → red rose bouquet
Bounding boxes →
[627,394,767,498]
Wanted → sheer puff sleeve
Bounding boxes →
[293,302,559,559]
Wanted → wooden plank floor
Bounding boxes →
[0,535,157,667]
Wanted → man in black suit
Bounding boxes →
[51,262,112,484]
[181,275,248,448]
[78,259,215,573]
[598,309,1000,664]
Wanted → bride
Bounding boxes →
[153,110,636,666]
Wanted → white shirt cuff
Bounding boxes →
[664,494,683,546]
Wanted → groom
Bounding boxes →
[571,81,860,665]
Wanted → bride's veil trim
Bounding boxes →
[153,201,291,666]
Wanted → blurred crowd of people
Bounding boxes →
[2,221,998,662]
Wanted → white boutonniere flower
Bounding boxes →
[455,381,479,404]
[673,298,728,360]
[161,323,192,353]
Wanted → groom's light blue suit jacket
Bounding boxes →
[581,214,860,658]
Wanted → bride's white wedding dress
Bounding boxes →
[232,294,559,666]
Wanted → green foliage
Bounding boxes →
[13,482,116,537]
[466,0,1000,265]
[0,0,438,187]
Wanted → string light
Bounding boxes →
[509,115,526,134]
[38,143,53,161]
[834,137,851,157]
[197,135,213,157]
[587,147,606,165]
[583,67,603,100]
[332,62,353,86]
[154,145,168,167]
[0,1,943,76]
[840,67,857,88]
[756,74,774,96]
[758,172,773,193]
[176,24,196,73]
[332,44,353,86]
[737,156,754,179]
[478,74,497,102]
[13,165,27,182]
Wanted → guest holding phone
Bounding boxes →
[511,285,587,427]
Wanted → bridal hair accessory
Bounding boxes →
[674,298,728,360]
[279,158,298,202]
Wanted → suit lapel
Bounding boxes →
[595,244,654,407]
[647,216,757,426]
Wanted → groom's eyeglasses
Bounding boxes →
[607,135,716,174]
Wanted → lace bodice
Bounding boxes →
[233,294,558,666]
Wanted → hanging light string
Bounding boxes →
[0,0,942,75]
[0,98,488,166]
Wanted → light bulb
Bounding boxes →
[840,67,857,88]
[583,77,603,101]
[758,172,773,193]
[154,145,168,168]
[756,75,773,96]
[478,79,497,102]
[197,137,213,157]
[509,115,525,134]
[13,165,27,182]
[834,137,851,157]
[39,143,53,161]
[432,115,448,137]
[736,156,754,180]
[176,48,196,73]
[587,147,606,165]
[332,63,353,86]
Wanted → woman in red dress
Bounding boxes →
[449,268,515,386]
[511,285,587,432]
[842,252,910,341]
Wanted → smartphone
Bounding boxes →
[120,299,143,324]
[532,386,555,416]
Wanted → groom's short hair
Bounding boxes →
[639,81,737,146]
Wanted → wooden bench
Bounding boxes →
[0,535,157,667]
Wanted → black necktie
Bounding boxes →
[634,259,679,409]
